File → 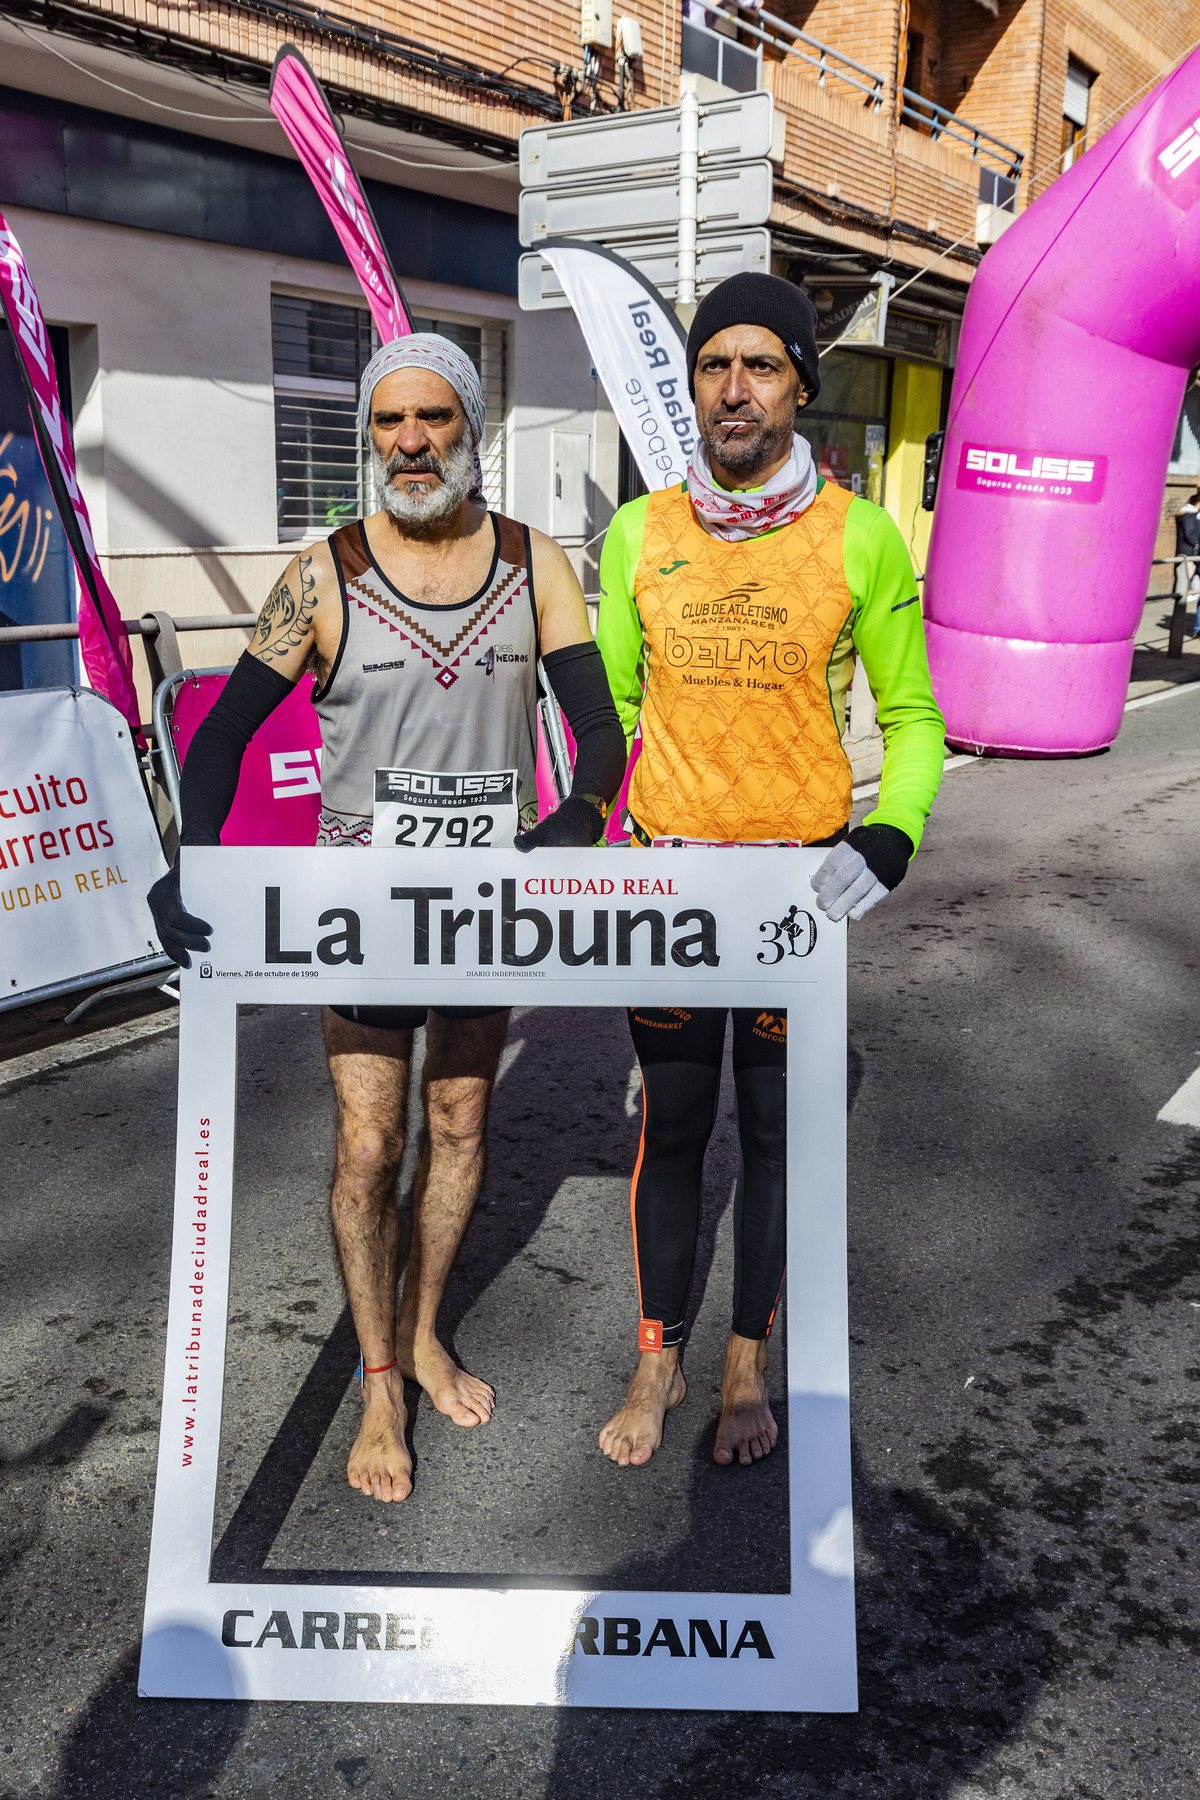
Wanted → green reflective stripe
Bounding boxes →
[842,495,945,852]
[596,495,651,747]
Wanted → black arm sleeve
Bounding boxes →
[541,641,627,806]
[178,652,296,845]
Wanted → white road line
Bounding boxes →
[1124,680,1200,713]
[1158,1065,1200,1127]
[0,1012,178,1095]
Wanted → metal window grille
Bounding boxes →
[273,294,374,543]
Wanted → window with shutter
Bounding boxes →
[1061,58,1094,170]
[272,294,373,544]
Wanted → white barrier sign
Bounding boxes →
[140,845,856,1711]
[0,687,167,1002]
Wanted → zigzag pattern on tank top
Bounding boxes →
[344,564,528,690]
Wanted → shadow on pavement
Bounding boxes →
[541,1447,1054,1800]
[30,1649,250,1800]
[211,1305,360,1582]
[1129,646,1200,686]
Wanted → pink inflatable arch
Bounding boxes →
[924,48,1200,754]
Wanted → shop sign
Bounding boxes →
[884,311,951,365]
[810,283,888,348]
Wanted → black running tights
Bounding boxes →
[626,1007,787,1349]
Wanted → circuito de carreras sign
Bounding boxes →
[0,687,167,1001]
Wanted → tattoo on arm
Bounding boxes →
[255,555,318,662]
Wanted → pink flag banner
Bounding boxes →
[269,46,413,344]
[0,212,140,736]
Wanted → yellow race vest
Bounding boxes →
[629,480,857,843]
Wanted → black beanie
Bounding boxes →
[686,272,821,404]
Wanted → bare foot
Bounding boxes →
[399,1334,494,1426]
[347,1369,413,1502]
[599,1349,687,1466]
[714,1333,778,1467]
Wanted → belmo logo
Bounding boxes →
[956,442,1107,505]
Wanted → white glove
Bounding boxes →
[810,841,890,923]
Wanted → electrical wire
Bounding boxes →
[344,136,514,173]
[8,17,279,119]
[497,54,565,79]
[10,15,521,169]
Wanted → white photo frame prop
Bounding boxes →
[139,846,855,1711]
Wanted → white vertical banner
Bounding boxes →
[539,238,696,491]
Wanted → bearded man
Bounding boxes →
[148,335,626,1503]
[595,272,945,1471]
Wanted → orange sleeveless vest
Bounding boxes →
[629,480,857,843]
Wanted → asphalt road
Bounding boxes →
[2,690,1199,1798]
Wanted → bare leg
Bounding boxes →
[324,1007,413,1503]
[598,1347,687,1467]
[713,1332,778,1467]
[394,1009,509,1427]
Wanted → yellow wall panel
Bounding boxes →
[884,360,943,576]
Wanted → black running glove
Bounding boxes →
[515,794,605,852]
[147,854,213,968]
[810,823,913,923]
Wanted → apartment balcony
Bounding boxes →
[683,3,1023,266]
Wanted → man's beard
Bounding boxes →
[701,410,794,479]
[371,431,475,530]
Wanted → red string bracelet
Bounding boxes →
[362,1357,398,1375]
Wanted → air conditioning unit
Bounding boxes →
[977,169,1017,246]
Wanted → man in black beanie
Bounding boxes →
[684,269,823,413]
[594,270,946,1472]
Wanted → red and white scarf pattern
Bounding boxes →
[687,432,818,542]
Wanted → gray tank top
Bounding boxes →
[315,515,539,845]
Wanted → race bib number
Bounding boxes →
[372,767,519,849]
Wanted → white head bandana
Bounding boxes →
[358,333,485,443]
[359,333,487,504]
[687,432,818,542]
